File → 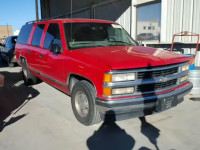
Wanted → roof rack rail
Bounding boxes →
[26,14,66,24]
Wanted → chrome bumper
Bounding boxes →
[96,82,193,120]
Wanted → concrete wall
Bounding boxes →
[0,26,13,38]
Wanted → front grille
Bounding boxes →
[137,78,177,92]
[137,67,179,79]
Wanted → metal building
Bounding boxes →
[40,0,200,66]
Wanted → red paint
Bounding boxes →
[16,19,189,100]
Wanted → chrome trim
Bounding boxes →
[104,81,188,99]
[98,83,192,105]
[104,71,188,88]
[28,66,67,87]
[105,62,188,74]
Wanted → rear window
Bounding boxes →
[32,24,45,47]
[17,24,34,44]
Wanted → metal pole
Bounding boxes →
[35,0,39,21]
[7,23,9,37]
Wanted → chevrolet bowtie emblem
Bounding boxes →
[161,77,169,82]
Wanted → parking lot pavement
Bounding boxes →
[0,63,200,150]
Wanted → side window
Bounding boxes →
[43,23,62,50]
[17,24,34,44]
[32,24,45,47]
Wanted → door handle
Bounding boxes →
[40,54,43,58]
[28,50,31,54]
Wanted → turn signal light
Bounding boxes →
[103,87,112,96]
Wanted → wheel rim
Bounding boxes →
[75,91,89,117]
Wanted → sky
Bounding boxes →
[0,0,41,33]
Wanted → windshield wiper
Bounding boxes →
[109,41,133,45]
[71,42,106,47]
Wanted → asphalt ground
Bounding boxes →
[0,61,200,150]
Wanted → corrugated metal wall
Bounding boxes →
[162,0,200,42]
[94,0,131,33]
[41,0,132,33]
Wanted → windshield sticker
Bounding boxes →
[111,24,122,29]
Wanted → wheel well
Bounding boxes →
[20,56,25,62]
[68,74,96,94]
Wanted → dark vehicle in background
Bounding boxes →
[137,33,156,41]
[0,36,18,67]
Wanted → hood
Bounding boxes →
[73,46,189,70]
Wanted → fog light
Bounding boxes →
[180,75,188,82]
[112,87,134,95]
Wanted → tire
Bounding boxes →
[21,58,39,85]
[8,60,14,67]
[71,80,101,126]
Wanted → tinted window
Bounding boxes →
[43,23,62,49]
[17,24,34,44]
[32,24,45,47]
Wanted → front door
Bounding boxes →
[40,23,65,86]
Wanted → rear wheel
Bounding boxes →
[71,80,101,126]
[8,60,14,67]
[21,58,39,85]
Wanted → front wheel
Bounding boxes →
[71,80,101,126]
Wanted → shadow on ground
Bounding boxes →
[87,114,161,150]
[0,61,7,68]
[87,112,135,150]
[139,117,160,150]
[0,71,39,132]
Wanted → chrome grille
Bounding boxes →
[104,62,189,98]
[137,79,178,92]
[137,67,179,79]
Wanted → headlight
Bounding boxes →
[180,75,188,82]
[112,87,134,95]
[103,87,134,96]
[104,73,136,82]
[182,64,189,72]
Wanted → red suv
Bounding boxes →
[16,19,192,125]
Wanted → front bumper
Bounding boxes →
[96,82,193,120]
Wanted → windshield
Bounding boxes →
[64,23,137,50]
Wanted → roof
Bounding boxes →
[26,18,117,25]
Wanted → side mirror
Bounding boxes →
[50,44,61,53]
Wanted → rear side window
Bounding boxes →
[17,24,34,44]
[32,24,45,47]
[43,23,62,49]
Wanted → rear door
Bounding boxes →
[40,23,65,85]
[28,24,45,72]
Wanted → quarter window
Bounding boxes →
[17,24,34,44]
[43,23,62,50]
[32,24,45,47]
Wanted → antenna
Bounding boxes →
[71,0,73,18]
